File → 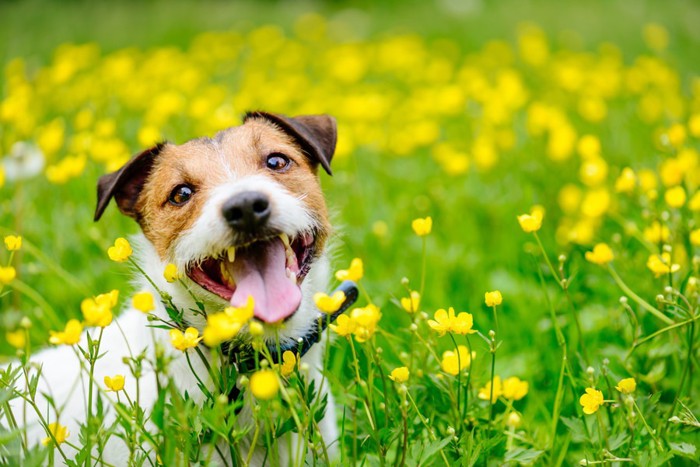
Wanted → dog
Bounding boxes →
[3,112,347,465]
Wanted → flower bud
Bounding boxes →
[401,277,410,286]
[506,412,521,428]
[619,296,628,304]
[409,323,418,332]
[260,359,269,368]
[446,426,456,436]
[669,416,681,424]
[19,317,31,329]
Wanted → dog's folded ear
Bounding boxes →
[94,143,165,221]
[244,111,337,175]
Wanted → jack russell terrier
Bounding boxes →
[3,112,357,465]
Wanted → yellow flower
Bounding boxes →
[665,186,686,208]
[248,321,264,337]
[484,290,503,307]
[107,237,132,262]
[585,243,614,265]
[0,166,4,187]
[690,229,700,247]
[225,295,255,323]
[250,369,279,400]
[335,258,364,282]
[428,308,454,336]
[579,387,604,415]
[389,366,410,383]
[428,307,476,336]
[478,376,503,403]
[169,327,202,351]
[647,253,681,277]
[280,351,297,377]
[615,377,636,394]
[81,290,118,328]
[451,311,476,335]
[202,312,242,347]
[412,216,433,236]
[615,167,636,193]
[441,346,472,375]
[329,314,356,337]
[104,375,125,392]
[41,422,69,446]
[0,266,16,284]
[6,330,26,349]
[163,263,180,282]
[4,235,22,251]
[350,304,381,342]
[132,291,155,313]
[49,319,83,345]
[689,191,700,211]
[517,206,544,233]
[506,412,522,428]
[313,291,346,314]
[502,376,529,400]
[643,221,670,244]
[400,290,421,313]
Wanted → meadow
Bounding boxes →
[1,0,699,464]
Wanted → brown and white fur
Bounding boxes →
[5,112,340,465]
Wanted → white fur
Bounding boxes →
[3,174,336,465]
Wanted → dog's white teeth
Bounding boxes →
[220,262,236,286]
[279,233,290,249]
[285,267,297,284]
[227,246,236,263]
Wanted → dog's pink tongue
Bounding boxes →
[229,238,301,323]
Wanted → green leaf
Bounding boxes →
[419,436,452,463]
[504,447,545,464]
[560,416,587,443]
[669,442,697,459]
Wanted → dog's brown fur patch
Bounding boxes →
[135,120,330,259]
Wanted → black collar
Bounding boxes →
[211,281,359,402]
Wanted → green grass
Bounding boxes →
[1,0,699,465]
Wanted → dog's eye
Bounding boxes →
[169,185,194,206]
[266,153,291,172]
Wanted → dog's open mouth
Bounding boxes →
[187,233,316,323]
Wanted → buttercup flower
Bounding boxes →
[335,258,364,282]
[250,369,279,400]
[517,208,543,233]
[81,290,118,328]
[646,253,680,277]
[169,327,202,351]
[441,346,472,375]
[0,266,16,284]
[225,296,255,323]
[643,221,670,244]
[389,366,410,383]
[585,243,614,265]
[614,167,636,193]
[280,351,297,376]
[42,422,69,446]
[329,314,356,337]
[132,291,155,313]
[49,319,83,345]
[690,229,700,246]
[6,330,26,349]
[107,237,132,262]
[478,376,503,403]
[502,376,529,400]
[579,387,604,414]
[664,186,686,208]
[351,304,381,342]
[428,308,453,336]
[615,377,636,394]
[4,235,22,251]
[248,321,264,337]
[428,307,476,336]
[400,290,421,313]
[412,216,433,236]
[484,290,503,307]
[104,375,125,392]
[313,291,346,314]
[203,313,243,347]
[689,191,700,211]
[163,263,180,282]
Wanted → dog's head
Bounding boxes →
[95,112,336,324]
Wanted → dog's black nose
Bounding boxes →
[222,191,271,232]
